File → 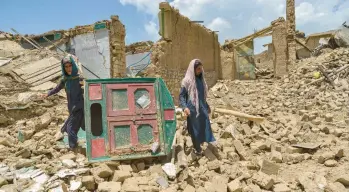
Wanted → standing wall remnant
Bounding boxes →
[146,2,221,102]
[272,18,288,77]
[109,15,126,78]
[286,0,296,63]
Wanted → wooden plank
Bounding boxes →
[295,38,312,51]
[318,65,335,87]
[25,66,61,84]
[21,61,60,80]
[31,71,62,86]
[292,143,320,149]
[11,28,42,50]
[13,57,60,76]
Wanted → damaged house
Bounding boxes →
[11,16,126,88]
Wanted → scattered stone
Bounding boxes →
[325,182,346,192]
[119,165,133,172]
[252,172,274,190]
[227,179,242,192]
[318,152,334,164]
[325,113,334,122]
[270,150,282,163]
[273,183,291,192]
[0,177,8,187]
[91,164,113,178]
[335,174,349,186]
[260,160,280,175]
[207,160,220,171]
[212,175,228,192]
[14,159,35,169]
[335,148,344,158]
[233,140,247,160]
[136,162,145,171]
[183,185,195,192]
[82,176,95,191]
[98,181,121,192]
[297,172,327,192]
[59,153,77,161]
[324,159,337,167]
[112,170,132,182]
[204,148,217,161]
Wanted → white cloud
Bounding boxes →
[121,0,349,53]
[207,17,232,31]
[296,2,324,24]
[119,0,162,16]
[144,21,160,41]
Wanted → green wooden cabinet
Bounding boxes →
[84,78,176,162]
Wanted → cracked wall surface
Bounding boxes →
[272,18,288,77]
[18,17,126,79]
[146,2,221,102]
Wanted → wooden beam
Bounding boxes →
[295,38,312,52]
[234,25,273,47]
[191,21,204,23]
[212,107,264,123]
[10,28,42,49]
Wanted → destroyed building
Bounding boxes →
[8,16,126,81]
[0,0,349,191]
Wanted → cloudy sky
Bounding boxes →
[1,0,349,53]
[121,0,349,53]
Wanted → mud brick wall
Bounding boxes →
[272,19,288,77]
[286,0,296,63]
[109,15,126,78]
[147,2,221,104]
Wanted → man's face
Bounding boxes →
[195,65,203,76]
[64,62,72,75]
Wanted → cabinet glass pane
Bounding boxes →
[112,89,128,110]
[137,124,153,145]
[114,125,130,147]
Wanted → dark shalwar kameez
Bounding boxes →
[47,55,85,149]
[179,76,215,153]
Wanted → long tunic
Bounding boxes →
[48,77,85,148]
[179,76,215,152]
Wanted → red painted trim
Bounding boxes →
[129,85,156,115]
[106,84,134,116]
[91,138,106,158]
[135,120,159,143]
[88,84,102,100]
[107,115,157,122]
[164,109,175,120]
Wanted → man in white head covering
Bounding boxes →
[179,59,216,155]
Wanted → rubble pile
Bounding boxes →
[126,41,153,54]
[1,36,349,192]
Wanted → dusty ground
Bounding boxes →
[0,37,349,191]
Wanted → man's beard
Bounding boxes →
[195,73,202,78]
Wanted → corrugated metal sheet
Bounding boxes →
[71,29,110,79]
[126,52,151,77]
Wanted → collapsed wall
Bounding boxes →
[17,16,126,79]
[145,2,221,102]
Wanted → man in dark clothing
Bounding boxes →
[179,59,216,155]
[43,54,85,150]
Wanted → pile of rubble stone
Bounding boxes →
[1,34,349,191]
[126,41,153,54]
